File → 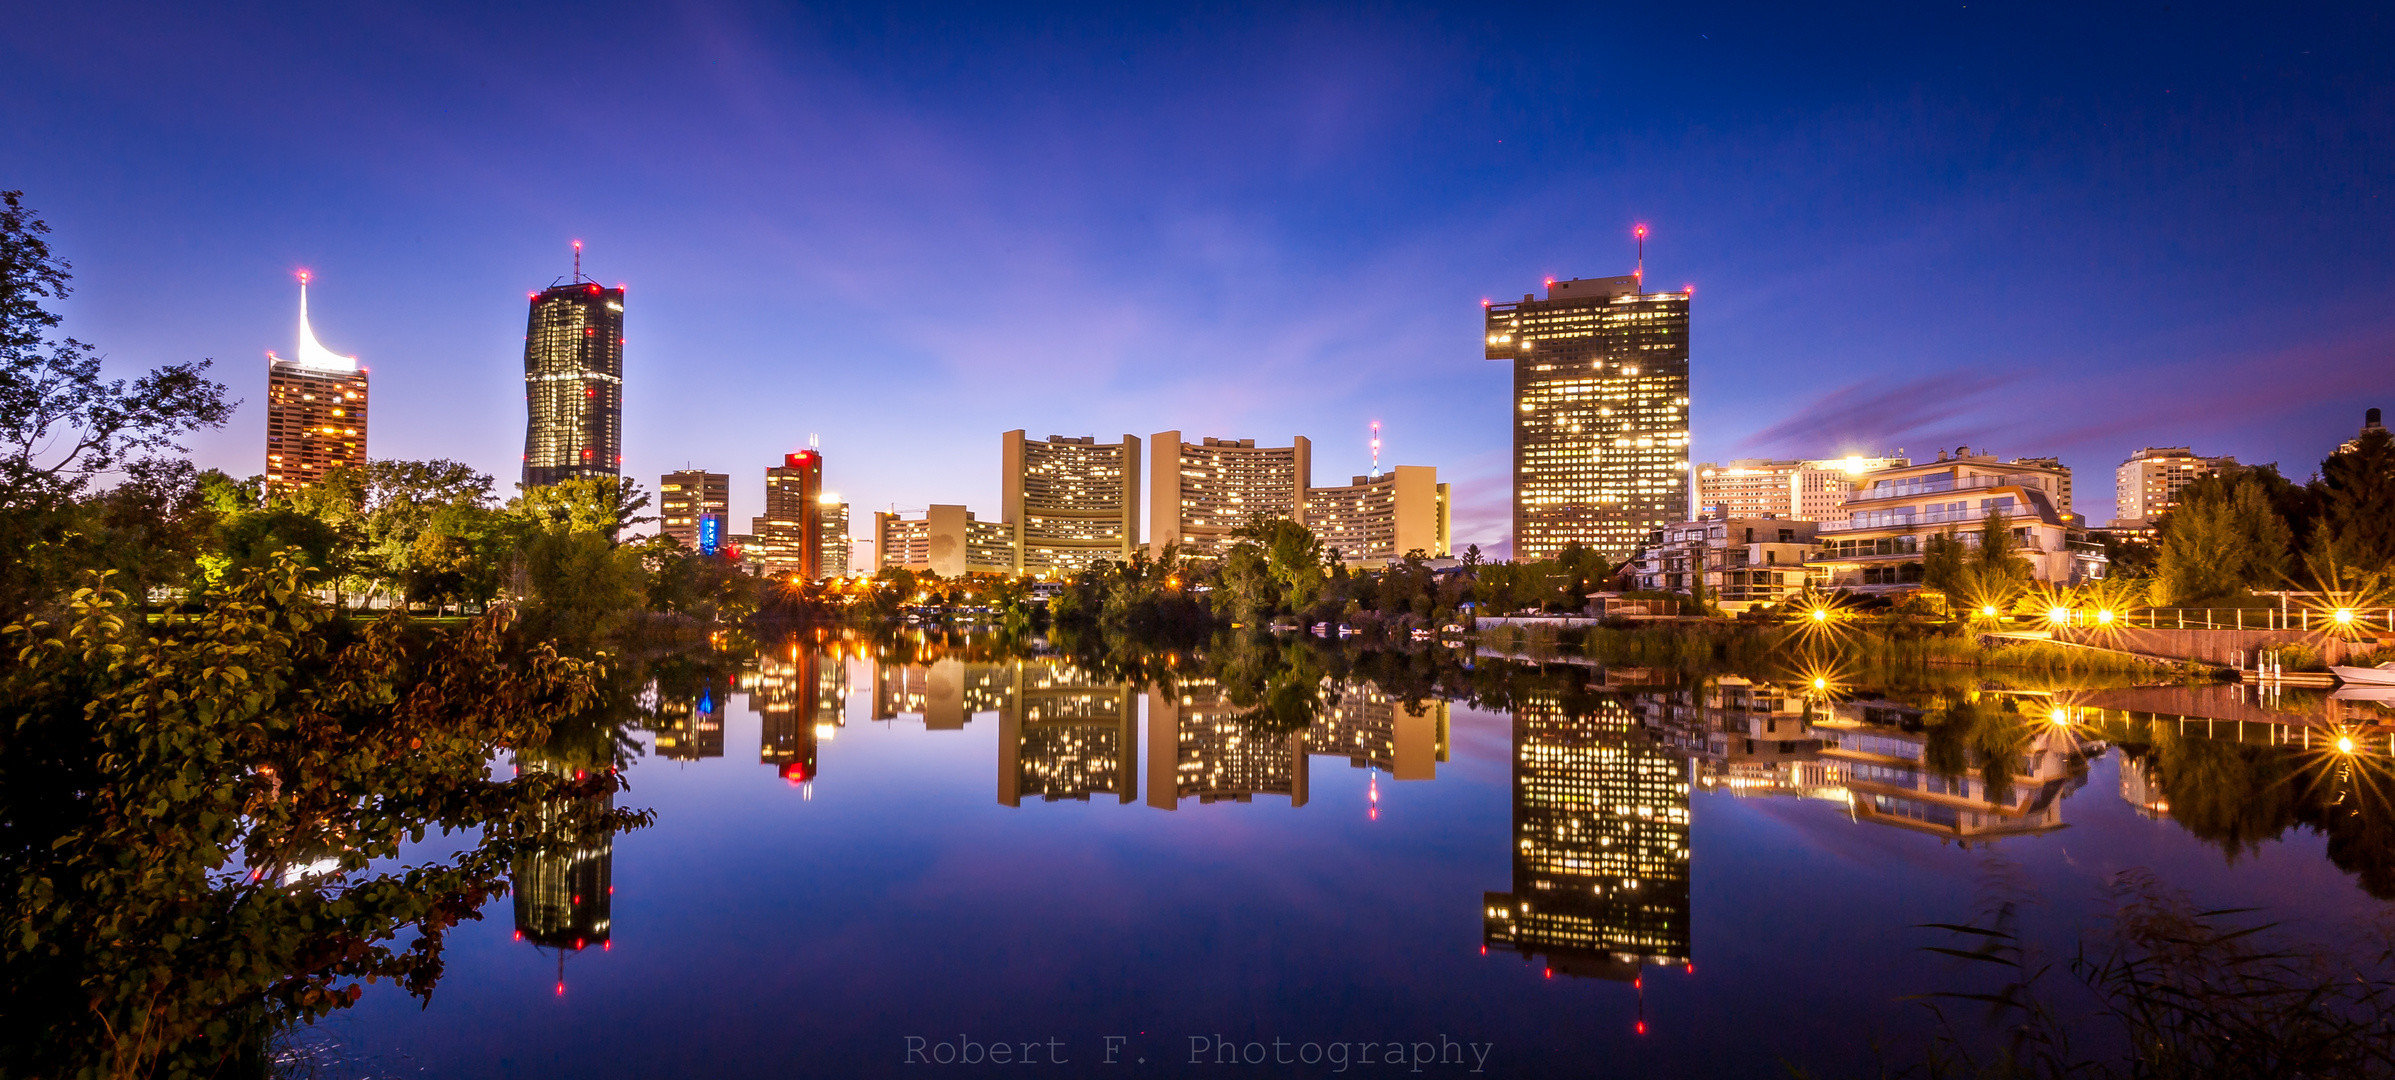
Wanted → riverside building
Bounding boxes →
[1694,457,1908,525]
[1002,431,1141,576]
[521,250,623,489]
[1627,517,1822,612]
[1148,433,1311,559]
[659,470,730,554]
[1305,466,1451,567]
[874,505,1017,577]
[1808,450,2106,593]
[263,273,368,491]
[2112,447,2237,527]
[754,451,823,579]
[1491,275,1692,563]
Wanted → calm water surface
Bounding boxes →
[330,640,2395,1078]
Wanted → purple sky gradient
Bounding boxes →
[5,2,2389,555]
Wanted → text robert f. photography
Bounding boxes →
[901,1034,1496,1073]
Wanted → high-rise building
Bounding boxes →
[2113,447,2237,526]
[263,273,368,491]
[818,498,851,577]
[1694,457,1908,524]
[2011,456,2074,520]
[1305,466,1450,567]
[1491,275,1691,563]
[521,258,624,490]
[1482,690,1690,980]
[874,505,1017,577]
[998,661,1139,806]
[1144,680,1309,809]
[1002,431,1141,577]
[755,451,823,579]
[658,470,730,553]
[1147,433,1311,559]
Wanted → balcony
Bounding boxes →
[1844,472,2051,507]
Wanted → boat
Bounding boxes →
[2331,662,2395,686]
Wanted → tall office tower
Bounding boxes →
[757,450,823,579]
[1694,456,1909,524]
[997,661,1139,807]
[1144,680,1309,809]
[521,249,624,489]
[658,470,730,553]
[1490,275,1691,562]
[2011,456,2074,519]
[1147,433,1311,559]
[1482,691,1690,979]
[1305,465,1450,567]
[1002,431,1142,576]
[817,499,851,577]
[263,273,368,491]
[2113,447,2236,526]
[509,757,614,950]
[754,649,842,783]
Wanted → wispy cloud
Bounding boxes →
[1732,371,2009,459]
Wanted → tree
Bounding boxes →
[2312,426,2395,575]
[0,191,233,507]
[2154,471,2295,605]
[509,475,651,539]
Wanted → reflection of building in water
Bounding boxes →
[1146,680,1309,808]
[1484,691,1691,980]
[1309,681,1448,781]
[652,674,728,761]
[998,662,1138,805]
[872,658,1014,730]
[511,759,613,950]
[1811,696,2086,843]
[752,649,846,781]
[2118,751,2170,818]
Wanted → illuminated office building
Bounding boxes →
[1145,680,1309,809]
[521,259,623,489]
[658,470,730,554]
[1148,433,1311,559]
[510,758,613,950]
[752,649,843,782]
[1002,431,1141,576]
[754,451,823,579]
[263,273,368,491]
[873,505,1017,577]
[651,674,728,761]
[2113,447,2235,527]
[1694,457,1907,524]
[1304,466,1450,567]
[998,661,1138,805]
[1490,275,1691,562]
[818,499,851,576]
[1483,691,1690,979]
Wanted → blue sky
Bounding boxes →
[5,2,2389,553]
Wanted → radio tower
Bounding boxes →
[1634,224,1647,286]
[1369,421,1382,479]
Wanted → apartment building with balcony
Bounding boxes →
[1808,450,2105,592]
[1626,516,1821,612]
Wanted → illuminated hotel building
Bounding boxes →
[754,451,823,579]
[263,274,367,491]
[658,470,730,554]
[1483,690,1690,980]
[1694,457,1908,525]
[997,661,1138,806]
[521,265,624,489]
[1002,431,1141,576]
[1490,275,1691,562]
[2113,447,2236,527]
[1148,433,1311,559]
[1304,466,1450,567]
[1145,680,1309,809]
[818,499,851,576]
[873,505,1017,577]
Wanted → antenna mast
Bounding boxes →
[572,240,583,283]
[1634,224,1647,287]
[1369,421,1382,479]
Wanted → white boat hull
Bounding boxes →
[2332,665,2395,687]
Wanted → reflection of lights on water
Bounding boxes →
[2338,735,2358,754]
[1812,677,1828,690]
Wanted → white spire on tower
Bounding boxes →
[270,270,359,372]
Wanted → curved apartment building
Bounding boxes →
[1148,432,1311,559]
[1002,431,1141,576]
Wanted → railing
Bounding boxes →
[1846,472,2051,506]
[2103,608,2395,632]
[1819,506,2022,534]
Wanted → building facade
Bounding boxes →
[1808,451,2105,593]
[1002,431,1141,577]
[1627,517,1822,612]
[1491,275,1692,563]
[658,470,730,554]
[1148,433,1311,559]
[1304,466,1451,567]
[874,505,1018,577]
[818,500,851,577]
[521,277,624,489]
[263,274,368,491]
[1694,457,1908,524]
[754,451,823,579]
[2112,447,2236,526]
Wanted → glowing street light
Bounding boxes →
[1810,608,1829,624]
[2047,606,2071,626]
[2337,735,2358,755]
[2094,608,2116,626]
[1980,605,1999,619]
[2334,608,2356,625]
[2048,707,2069,726]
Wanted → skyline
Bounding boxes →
[6,3,2390,556]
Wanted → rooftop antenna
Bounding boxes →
[572,240,584,283]
[1634,224,1647,287]
[1369,421,1382,479]
[810,433,820,450]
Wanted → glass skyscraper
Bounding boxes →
[1490,276,1691,563]
[522,275,624,490]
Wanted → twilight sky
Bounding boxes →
[4,2,2389,554]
